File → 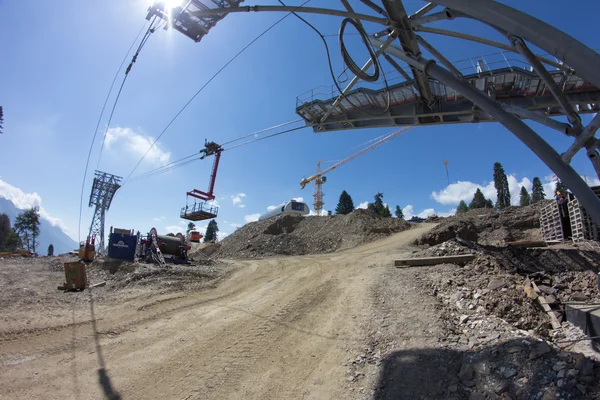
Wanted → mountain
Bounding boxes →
[0,197,78,255]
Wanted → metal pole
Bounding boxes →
[501,104,571,136]
[188,5,388,25]
[409,9,455,27]
[319,36,395,124]
[359,0,388,17]
[563,112,600,162]
[428,0,600,90]
[374,37,600,224]
[509,36,582,128]
[409,2,437,19]
[416,35,462,77]
[414,26,569,72]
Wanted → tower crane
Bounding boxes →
[300,126,413,214]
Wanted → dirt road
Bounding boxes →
[0,224,439,400]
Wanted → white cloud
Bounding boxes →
[231,193,246,206]
[308,209,328,216]
[165,225,185,234]
[105,127,171,165]
[357,201,369,209]
[267,205,278,211]
[153,216,165,222]
[431,174,600,206]
[244,213,260,223]
[402,205,455,219]
[230,223,242,229]
[217,231,229,241]
[239,204,246,208]
[432,175,532,206]
[0,178,74,239]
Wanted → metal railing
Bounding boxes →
[295,49,580,108]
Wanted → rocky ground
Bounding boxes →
[416,203,544,246]
[2,204,600,399]
[213,209,412,259]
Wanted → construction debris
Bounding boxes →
[415,203,544,247]
[395,254,475,267]
[214,209,411,258]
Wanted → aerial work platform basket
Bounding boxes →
[180,140,222,222]
[181,202,218,221]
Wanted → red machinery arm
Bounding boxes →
[187,141,223,201]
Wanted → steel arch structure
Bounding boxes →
[146,0,600,224]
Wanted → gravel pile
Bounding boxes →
[411,239,600,336]
[214,209,411,259]
[415,202,546,246]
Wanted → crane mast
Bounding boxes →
[300,126,413,214]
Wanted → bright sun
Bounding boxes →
[146,0,183,9]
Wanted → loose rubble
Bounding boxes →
[394,202,600,399]
[214,209,411,259]
[416,203,544,246]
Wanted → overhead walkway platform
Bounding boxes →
[296,52,600,132]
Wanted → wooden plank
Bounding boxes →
[531,280,562,329]
[395,254,475,267]
[89,281,106,288]
[505,241,547,248]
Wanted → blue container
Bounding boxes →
[107,233,138,261]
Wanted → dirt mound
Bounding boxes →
[86,258,231,291]
[214,209,411,259]
[416,203,545,246]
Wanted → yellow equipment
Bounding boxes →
[300,126,413,214]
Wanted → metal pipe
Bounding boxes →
[502,104,571,135]
[414,26,570,72]
[509,36,582,128]
[320,36,395,124]
[382,52,414,84]
[426,0,600,91]
[188,5,388,25]
[409,2,437,19]
[416,35,462,77]
[586,147,600,180]
[359,0,388,18]
[410,9,455,27]
[563,112,600,163]
[374,37,600,225]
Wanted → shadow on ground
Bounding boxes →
[374,338,600,400]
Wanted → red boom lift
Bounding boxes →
[180,140,223,221]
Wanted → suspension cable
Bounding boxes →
[125,122,309,185]
[77,20,151,243]
[278,0,392,119]
[95,16,161,170]
[121,0,312,186]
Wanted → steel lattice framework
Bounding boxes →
[146,0,600,224]
[88,171,122,253]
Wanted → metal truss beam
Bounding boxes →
[377,38,600,225]
[187,5,388,25]
[428,0,600,89]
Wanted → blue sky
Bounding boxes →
[1,0,599,242]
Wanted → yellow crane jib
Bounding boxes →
[299,126,414,213]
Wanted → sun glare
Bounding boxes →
[145,0,184,9]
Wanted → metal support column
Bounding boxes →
[563,112,600,162]
[381,0,434,105]
[509,36,582,128]
[374,37,600,224]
